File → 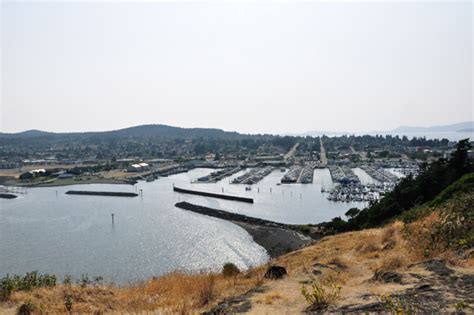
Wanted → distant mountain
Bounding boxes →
[296,122,474,138]
[389,122,474,134]
[0,129,54,138]
[458,128,474,133]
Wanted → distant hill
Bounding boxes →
[0,124,254,141]
[389,121,473,134]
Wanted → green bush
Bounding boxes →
[0,271,57,301]
[301,279,341,311]
[222,263,240,277]
[17,300,36,315]
[300,225,311,235]
[64,293,74,312]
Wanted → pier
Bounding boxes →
[65,191,139,197]
[360,165,398,183]
[173,186,254,203]
[281,162,316,184]
[232,166,274,184]
[195,167,241,183]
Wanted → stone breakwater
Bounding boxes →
[173,186,254,203]
[175,201,315,257]
[65,190,139,197]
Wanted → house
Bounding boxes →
[19,169,46,180]
[138,163,150,171]
[127,164,142,172]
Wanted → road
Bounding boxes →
[319,138,328,166]
[284,142,299,162]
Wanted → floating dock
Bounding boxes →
[173,186,254,203]
[65,191,139,197]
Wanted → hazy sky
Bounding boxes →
[1,1,472,134]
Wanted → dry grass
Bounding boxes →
[5,268,267,314]
[255,292,284,305]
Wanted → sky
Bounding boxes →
[0,1,472,134]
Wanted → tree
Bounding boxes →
[345,208,360,219]
[449,138,472,179]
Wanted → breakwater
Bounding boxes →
[175,201,313,257]
[0,193,17,199]
[176,201,289,228]
[173,186,254,203]
[65,191,139,197]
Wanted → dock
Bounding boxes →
[173,186,254,203]
[281,162,316,184]
[232,166,274,184]
[65,191,139,197]
[195,167,241,183]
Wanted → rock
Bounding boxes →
[423,259,453,276]
[313,263,337,271]
[312,269,322,275]
[264,265,287,279]
[382,239,397,251]
[373,271,403,283]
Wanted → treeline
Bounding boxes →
[326,139,473,232]
[323,134,450,152]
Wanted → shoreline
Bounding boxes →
[175,201,316,257]
[0,177,134,188]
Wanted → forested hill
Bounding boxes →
[0,124,269,142]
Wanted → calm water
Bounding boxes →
[0,168,366,283]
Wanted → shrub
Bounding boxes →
[300,225,311,235]
[63,274,73,286]
[0,271,57,301]
[222,263,240,277]
[0,275,15,301]
[403,193,474,258]
[198,275,216,306]
[380,294,413,314]
[17,300,36,315]
[80,274,91,288]
[301,279,341,311]
[64,293,74,312]
[356,237,380,254]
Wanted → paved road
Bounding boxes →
[284,142,299,162]
[319,138,328,166]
